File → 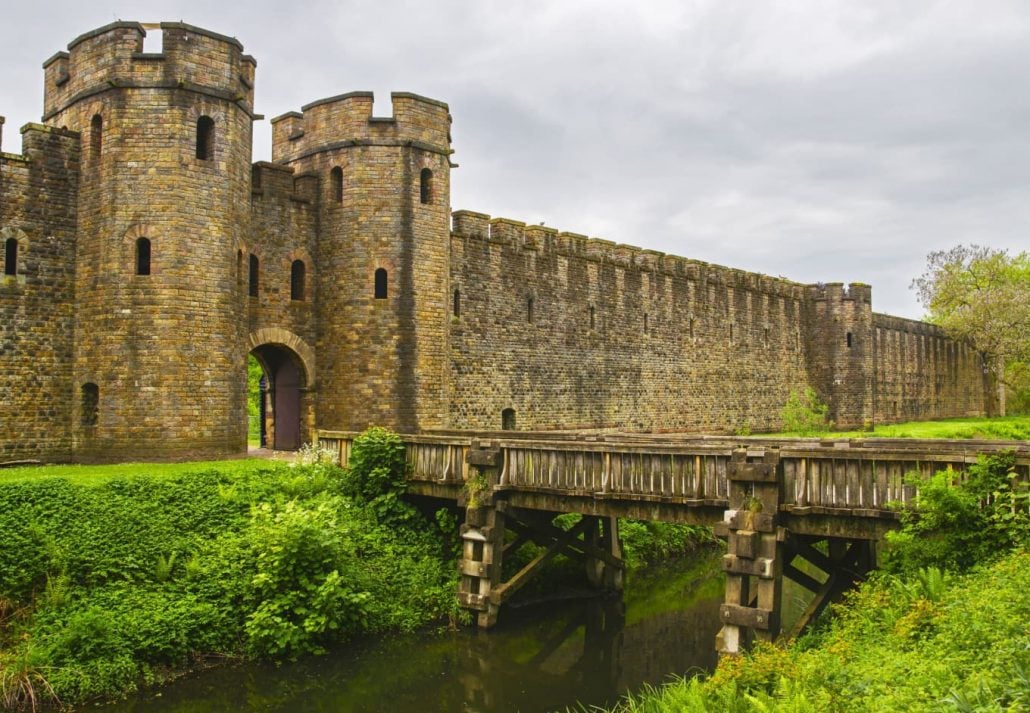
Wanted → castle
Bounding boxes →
[0,22,994,462]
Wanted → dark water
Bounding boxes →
[98,552,729,713]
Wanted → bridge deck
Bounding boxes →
[319,431,1029,539]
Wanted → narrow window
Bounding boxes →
[689,317,695,341]
[135,237,151,275]
[196,116,215,161]
[81,383,99,426]
[420,168,433,204]
[764,327,770,347]
[3,238,17,276]
[729,323,735,342]
[249,254,259,297]
[453,288,461,317]
[236,249,243,285]
[374,268,388,299]
[846,331,853,348]
[643,313,649,334]
[589,305,596,330]
[90,114,102,161]
[331,167,343,202]
[290,260,305,301]
[501,408,516,431]
[527,296,534,323]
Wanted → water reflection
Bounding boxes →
[98,552,725,713]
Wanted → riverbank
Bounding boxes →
[0,435,463,709]
[590,549,1029,712]
[0,432,716,710]
[590,450,1030,713]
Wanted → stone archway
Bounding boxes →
[248,329,315,451]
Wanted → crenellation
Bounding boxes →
[452,210,490,239]
[488,217,525,245]
[523,224,557,251]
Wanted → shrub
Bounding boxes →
[244,498,370,658]
[883,451,1027,575]
[780,387,832,435]
[342,427,406,501]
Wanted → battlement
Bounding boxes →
[250,161,320,206]
[872,312,949,337]
[43,21,256,120]
[806,282,872,304]
[451,209,805,299]
[0,121,80,166]
[270,91,451,163]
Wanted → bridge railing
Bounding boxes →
[318,430,1029,516]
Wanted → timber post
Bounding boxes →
[717,447,784,655]
[458,440,505,628]
[584,515,624,591]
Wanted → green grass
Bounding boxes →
[588,549,1030,713]
[0,458,276,486]
[765,414,1030,441]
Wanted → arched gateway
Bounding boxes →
[248,329,315,451]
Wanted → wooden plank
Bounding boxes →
[720,604,777,631]
[727,462,775,482]
[722,554,775,578]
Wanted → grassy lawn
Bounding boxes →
[0,457,278,486]
[765,414,1030,441]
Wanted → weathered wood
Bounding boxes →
[727,462,776,482]
[783,562,823,592]
[490,518,591,605]
[722,554,775,578]
[720,604,778,631]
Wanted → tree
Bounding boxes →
[911,245,1030,414]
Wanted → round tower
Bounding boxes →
[271,92,453,433]
[43,22,256,459]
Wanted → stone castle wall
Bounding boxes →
[271,92,453,434]
[0,21,994,462]
[0,121,80,461]
[447,212,812,432]
[871,313,990,423]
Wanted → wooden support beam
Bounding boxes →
[785,537,876,640]
[490,518,591,606]
[719,447,784,654]
[783,562,824,593]
[505,511,626,571]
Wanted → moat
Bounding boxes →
[97,553,735,713]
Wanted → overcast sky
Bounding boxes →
[2,0,1027,319]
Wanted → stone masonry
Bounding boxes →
[0,21,994,462]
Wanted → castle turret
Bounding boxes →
[803,282,874,428]
[43,22,257,459]
[271,92,453,432]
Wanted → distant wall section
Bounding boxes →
[871,314,992,423]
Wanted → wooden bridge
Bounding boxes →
[319,430,1029,654]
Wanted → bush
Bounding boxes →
[883,451,1028,575]
[595,550,1030,713]
[780,387,832,435]
[342,427,418,523]
[245,498,370,658]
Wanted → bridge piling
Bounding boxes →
[458,441,506,627]
[718,448,785,654]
